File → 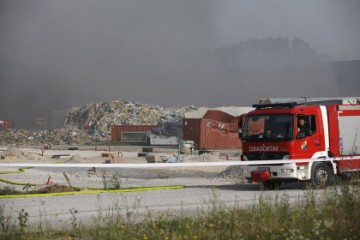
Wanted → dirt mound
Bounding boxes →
[217,166,244,179]
[64,154,83,163]
[3,147,24,158]
[31,184,74,193]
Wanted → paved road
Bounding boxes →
[0,180,313,229]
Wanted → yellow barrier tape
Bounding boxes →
[0,167,36,186]
[0,178,36,186]
[0,185,185,199]
[0,167,33,174]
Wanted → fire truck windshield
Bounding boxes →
[242,114,294,142]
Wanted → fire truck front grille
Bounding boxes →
[244,152,289,161]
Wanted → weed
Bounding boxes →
[101,172,121,190]
[0,182,359,239]
[18,209,28,239]
[0,186,19,195]
[69,208,80,237]
[102,172,108,189]
[22,183,32,193]
[0,205,17,239]
[110,174,121,189]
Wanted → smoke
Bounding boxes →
[0,0,359,128]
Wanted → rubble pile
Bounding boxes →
[0,127,104,145]
[0,100,192,145]
[217,166,244,179]
[64,100,191,139]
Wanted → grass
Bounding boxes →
[0,186,19,195]
[0,181,359,240]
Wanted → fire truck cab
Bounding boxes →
[239,97,360,188]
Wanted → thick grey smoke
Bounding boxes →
[0,0,359,128]
[215,0,360,60]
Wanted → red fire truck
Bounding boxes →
[239,97,360,188]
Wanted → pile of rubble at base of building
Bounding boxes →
[0,100,193,145]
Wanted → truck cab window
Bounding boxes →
[243,114,294,141]
[297,115,306,134]
[307,115,316,135]
[297,115,316,138]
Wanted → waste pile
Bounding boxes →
[0,100,192,145]
[0,127,105,145]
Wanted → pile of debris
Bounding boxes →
[0,126,105,145]
[0,100,192,145]
[1,147,24,159]
[64,100,190,136]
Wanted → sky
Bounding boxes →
[0,0,359,128]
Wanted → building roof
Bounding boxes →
[185,106,253,119]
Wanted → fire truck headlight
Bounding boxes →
[282,155,290,159]
[281,169,294,173]
[241,155,248,161]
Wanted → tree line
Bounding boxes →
[215,37,333,68]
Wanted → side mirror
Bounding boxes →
[296,132,306,139]
[239,130,244,140]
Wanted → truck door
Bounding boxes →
[295,113,323,158]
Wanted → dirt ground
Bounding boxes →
[0,145,244,193]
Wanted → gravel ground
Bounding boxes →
[0,145,246,192]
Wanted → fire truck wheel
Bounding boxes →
[310,162,334,187]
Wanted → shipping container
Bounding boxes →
[183,108,252,150]
[111,125,156,143]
